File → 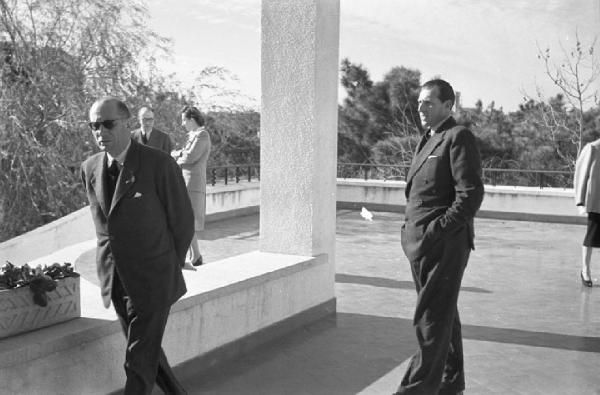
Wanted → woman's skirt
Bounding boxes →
[583,212,600,247]
[187,190,206,231]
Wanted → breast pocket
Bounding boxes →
[423,156,440,180]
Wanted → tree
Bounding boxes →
[338,58,375,163]
[534,31,599,167]
[190,66,257,113]
[0,0,169,241]
[338,58,421,166]
[205,111,260,167]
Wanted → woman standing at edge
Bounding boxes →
[574,137,600,287]
[172,106,212,267]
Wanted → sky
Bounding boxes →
[146,0,600,112]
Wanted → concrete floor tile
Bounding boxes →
[78,211,600,394]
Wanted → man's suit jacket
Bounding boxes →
[131,128,174,154]
[80,140,194,313]
[402,117,484,262]
[574,139,600,214]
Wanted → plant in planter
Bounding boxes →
[0,262,81,339]
[0,262,79,306]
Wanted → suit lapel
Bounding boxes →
[146,129,158,147]
[406,117,456,185]
[90,154,110,217]
[109,141,139,216]
[148,129,160,147]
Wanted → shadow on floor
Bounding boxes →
[201,214,260,241]
[179,313,414,395]
[178,312,600,395]
[335,273,492,294]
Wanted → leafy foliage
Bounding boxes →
[338,53,600,177]
[0,261,78,289]
[0,261,78,306]
[0,0,168,241]
[338,58,421,165]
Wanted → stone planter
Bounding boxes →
[0,276,80,339]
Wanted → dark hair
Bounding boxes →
[422,79,455,106]
[181,106,205,127]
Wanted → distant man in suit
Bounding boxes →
[131,106,174,153]
[81,97,194,395]
[395,79,484,395]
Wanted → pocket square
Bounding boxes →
[133,192,142,198]
[427,155,438,158]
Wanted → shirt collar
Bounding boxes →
[430,115,452,135]
[106,139,131,166]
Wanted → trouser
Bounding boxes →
[111,273,187,395]
[397,227,470,395]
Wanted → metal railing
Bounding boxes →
[337,163,410,181]
[208,164,260,186]
[481,168,573,189]
[66,160,573,189]
[337,163,574,189]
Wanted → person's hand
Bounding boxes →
[170,150,180,158]
[577,205,587,216]
[182,260,197,271]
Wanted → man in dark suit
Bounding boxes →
[81,97,194,394]
[131,106,174,153]
[395,79,484,395]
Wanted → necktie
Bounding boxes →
[142,133,148,144]
[107,160,120,204]
[416,130,431,153]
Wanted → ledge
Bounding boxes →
[176,251,325,310]
[0,250,334,395]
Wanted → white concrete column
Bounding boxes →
[260,0,340,266]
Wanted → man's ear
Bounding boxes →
[444,100,454,113]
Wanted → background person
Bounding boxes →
[395,79,484,395]
[131,106,174,153]
[81,97,193,394]
[172,105,212,266]
[574,138,600,287]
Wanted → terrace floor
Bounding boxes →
[77,210,600,394]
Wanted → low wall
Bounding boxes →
[1,247,334,394]
[1,179,584,265]
[336,179,585,224]
[0,182,260,264]
[0,178,584,393]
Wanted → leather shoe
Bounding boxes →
[192,254,203,267]
[581,271,593,287]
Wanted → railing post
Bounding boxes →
[235,167,240,183]
[248,166,252,182]
[363,166,368,181]
[211,168,216,186]
[224,167,228,185]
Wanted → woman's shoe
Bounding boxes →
[192,254,203,267]
[581,271,593,287]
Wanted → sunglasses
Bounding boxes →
[88,119,122,131]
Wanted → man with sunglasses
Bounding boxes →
[81,97,193,394]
